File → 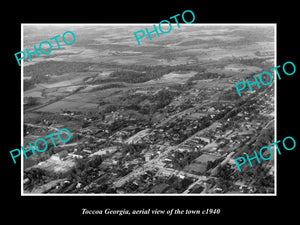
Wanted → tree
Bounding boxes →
[217,164,233,180]
[104,104,119,113]
[24,80,35,91]
[88,155,103,167]
[25,97,38,106]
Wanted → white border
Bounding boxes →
[21,23,24,195]
[274,24,277,196]
[21,23,277,196]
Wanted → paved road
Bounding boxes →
[113,145,176,188]
[112,144,208,188]
[182,178,204,194]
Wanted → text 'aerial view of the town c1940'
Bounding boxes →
[22,24,275,195]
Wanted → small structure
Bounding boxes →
[82,149,92,154]
[68,153,83,159]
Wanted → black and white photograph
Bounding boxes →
[21,24,276,195]
[3,4,298,221]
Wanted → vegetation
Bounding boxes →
[24,96,38,106]
[206,157,224,171]
[237,164,274,193]
[90,83,126,92]
[103,104,119,114]
[150,89,179,111]
[252,127,274,150]
[60,155,105,191]
[187,72,225,83]
[172,151,203,170]
[218,88,241,101]
[24,168,50,191]
[22,27,275,194]
[24,61,93,77]
[23,61,208,93]
[156,175,194,193]
[88,155,103,167]
[97,64,206,84]
[232,57,272,70]
[120,143,148,159]
[24,80,35,91]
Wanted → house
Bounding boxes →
[68,153,83,159]
[144,152,152,162]
[208,107,215,112]
[178,174,185,179]
[82,149,92,154]
[237,112,243,117]
[198,136,211,143]
[178,147,190,152]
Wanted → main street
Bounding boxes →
[112,144,208,188]
[112,145,176,188]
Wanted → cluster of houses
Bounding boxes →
[25,74,275,194]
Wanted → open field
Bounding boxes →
[145,71,197,85]
[24,24,275,117]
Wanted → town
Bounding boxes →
[22,25,275,194]
[23,65,274,194]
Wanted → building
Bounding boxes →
[82,149,92,154]
[68,153,83,159]
[197,136,211,143]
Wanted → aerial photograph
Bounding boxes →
[22,24,275,194]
